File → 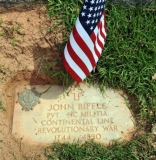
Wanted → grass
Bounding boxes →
[95,2,156,122]
[0,101,6,111]
[46,0,156,122]
[0,18,24,46]
[44,0,156,159]
[45,135,156,160]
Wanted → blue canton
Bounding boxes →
[79,0,106,35]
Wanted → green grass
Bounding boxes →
[46,0,156,122]
[44,1,156,159]
[95,3,156,123]
[0,18,24,46]
[47,0,82,41]
[45,135,156,160]
[0,101,6,111]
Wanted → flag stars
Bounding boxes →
[93,13,96,17]
[83,5,87,10]
[90,26,93,30]
[86,20,90,25]
[87,13,92,18]
[81,12,85,17]
[90,0,95,4]
[89,7,93,11]
[79,0,106,34]
[92,20,95,24]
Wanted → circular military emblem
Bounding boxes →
[17,88,40,110]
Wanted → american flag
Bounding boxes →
[63,0,107,82]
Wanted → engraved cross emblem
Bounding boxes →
[70,87,83,100]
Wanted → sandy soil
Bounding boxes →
[0,5,63,160]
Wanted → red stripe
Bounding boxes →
[90,21,101,43]
[97,22,104,48]
[102,12,107,41]
[99,17,105,43]
[90,31,96,43]
[67,40,89,76]
[99,24,105,48]
[90,21,101,58]
[91,19,105,58]
[73,26,96,67]
[97,20,101,29]
[104,10,107,33]
[62,54,82,82]
[100,20,106,42]
[97,35,104,49]
[96,12,107,57]
[62,11,107,83]
[94,45,101,58]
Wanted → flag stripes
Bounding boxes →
[63,10,107,82]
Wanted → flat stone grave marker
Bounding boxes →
[12,83,135,144]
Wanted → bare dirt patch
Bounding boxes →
[0,5,62,160]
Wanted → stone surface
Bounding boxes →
[152,124,156,135]
[12,83,135,144]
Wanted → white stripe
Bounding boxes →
[69,31,92,72]
[98,18,106,46]
[94,16,105,46]
[93,23,104,45]
[99,21,105,45]
[93,25,99,37]
[75,18,98,62]
[99,33,105,45]
[94,20,104,55]
[64,45,86,80]
[94,16,106,55]
[95,33,102,54]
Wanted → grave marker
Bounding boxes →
[12,83,135,144]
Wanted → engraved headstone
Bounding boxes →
[12,83,135,144]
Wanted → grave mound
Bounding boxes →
[3,72,135,145]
